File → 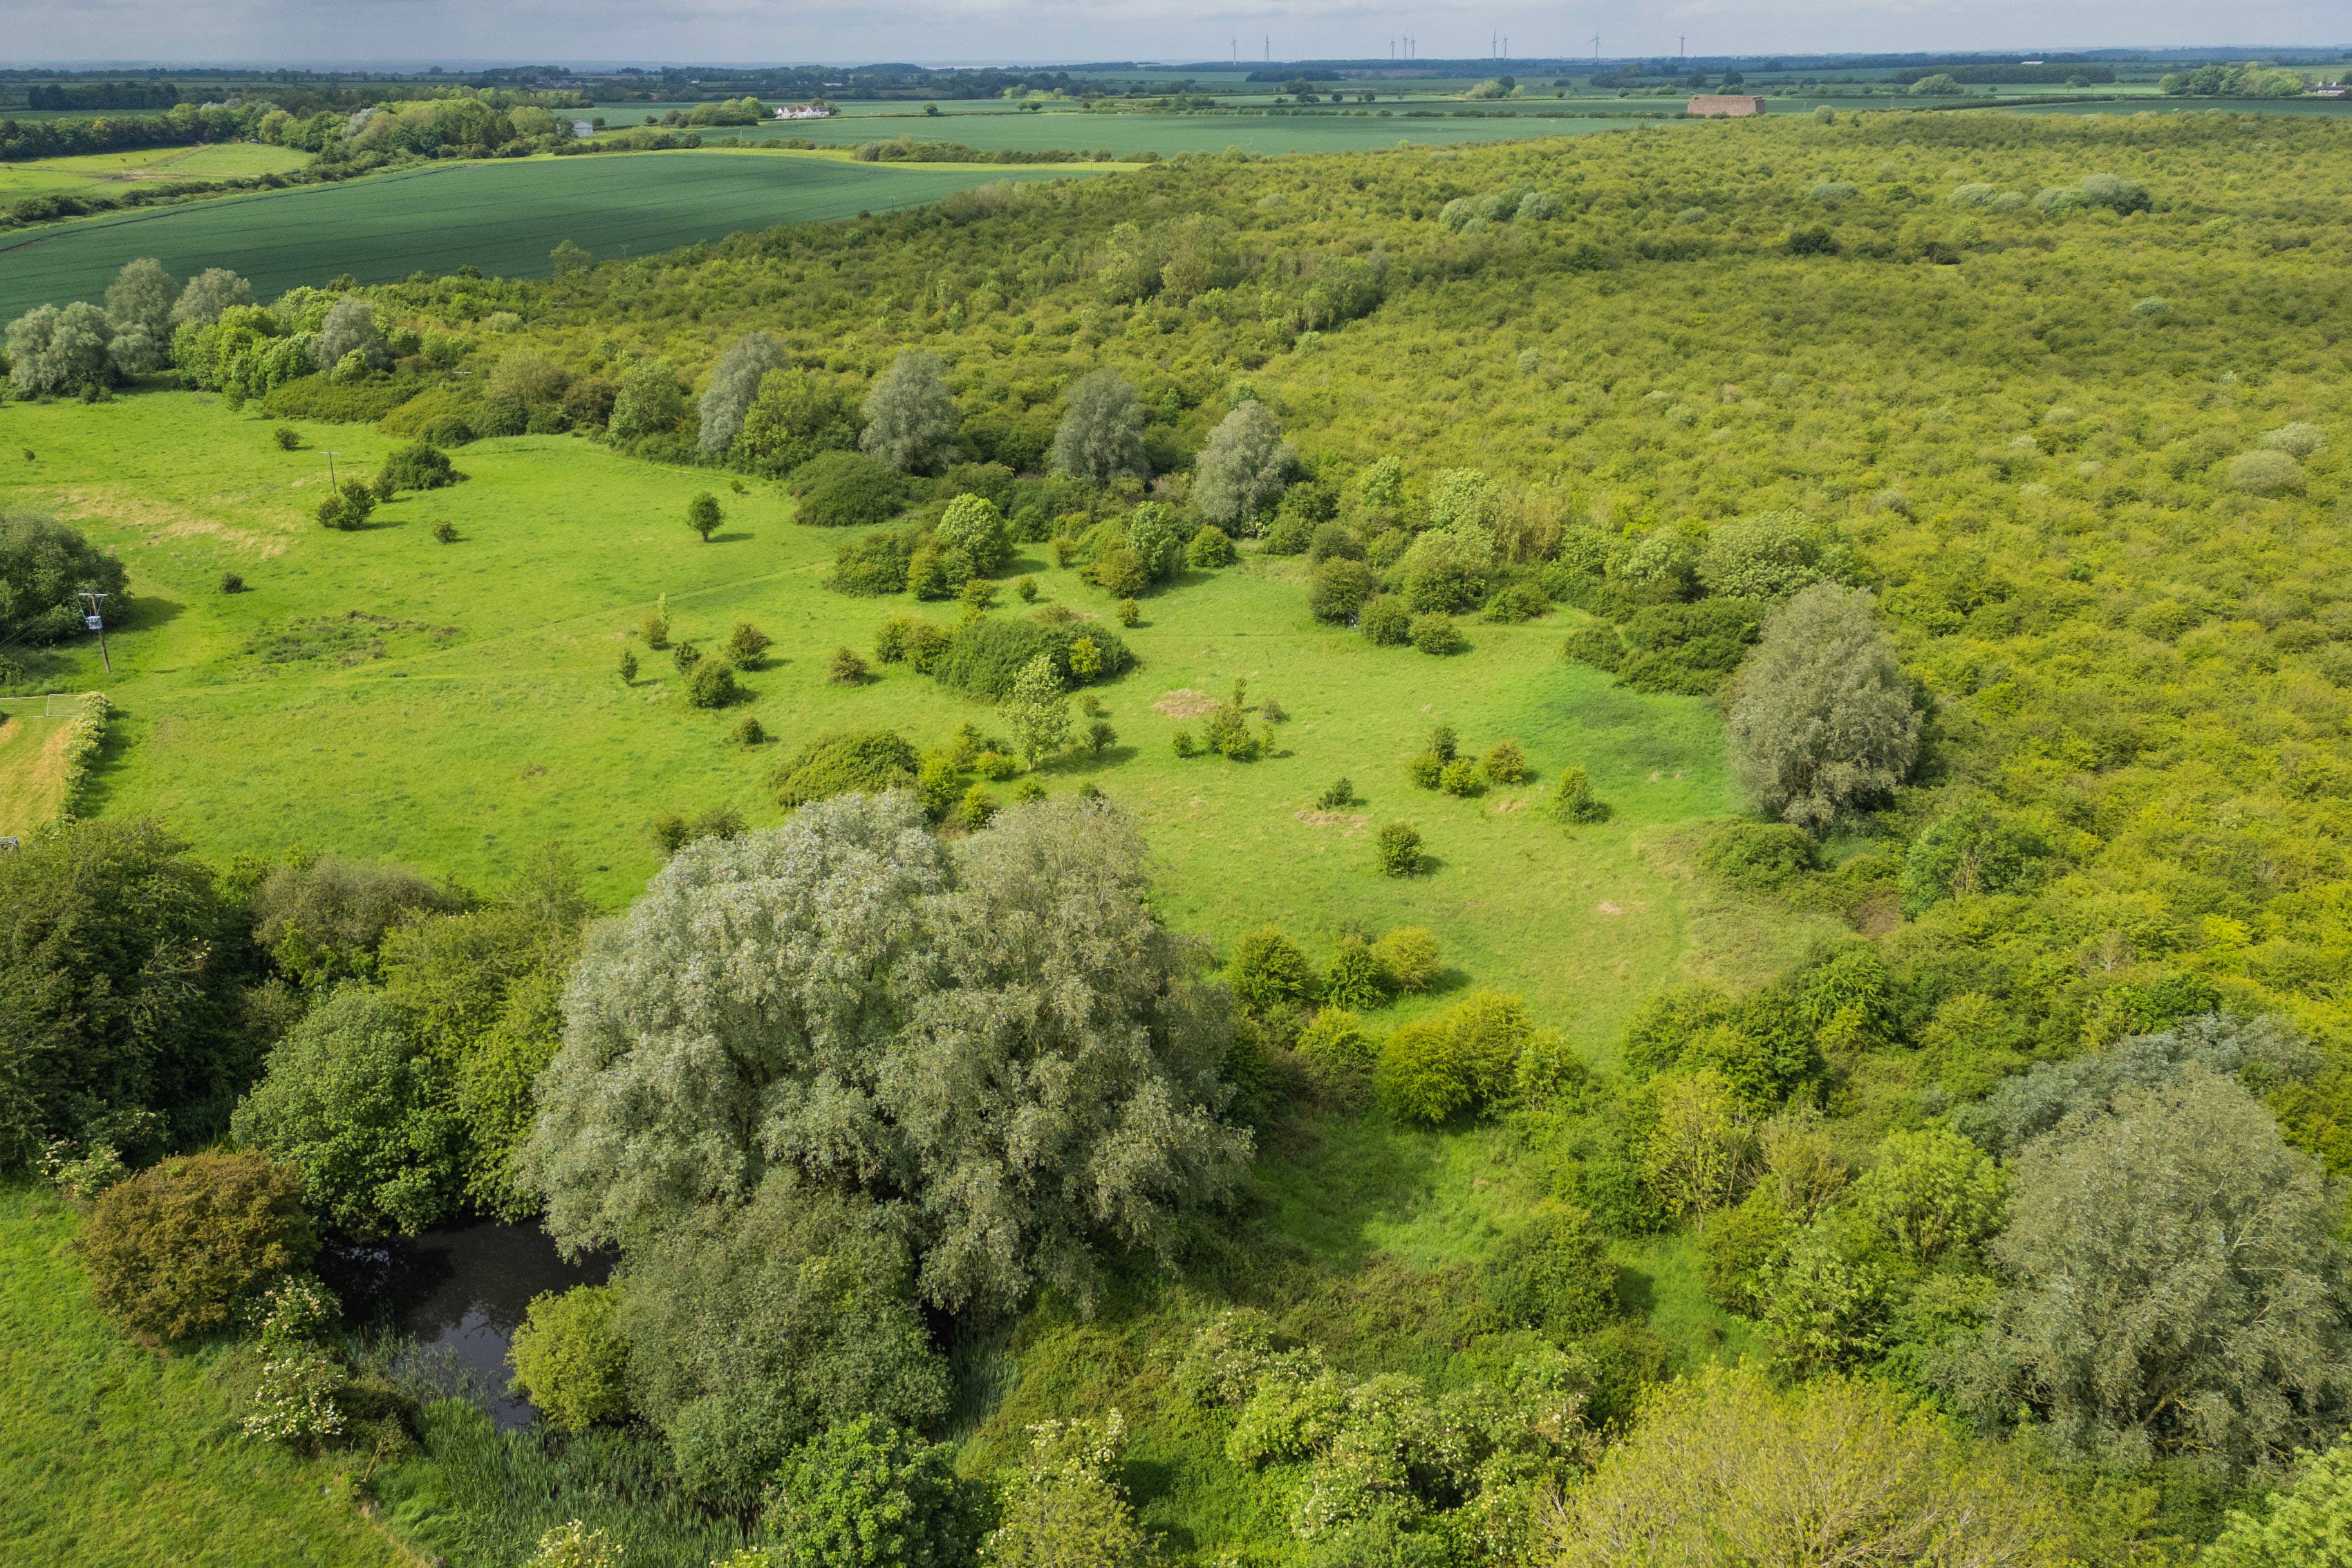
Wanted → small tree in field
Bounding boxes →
[1376,821,1423,877]
[1005,653,1071,765]
[1726,584,1919,830]
[726,622,772,666]
[688,492,722,542]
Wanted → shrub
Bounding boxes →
[2259,422,2325,459]
[1375,821,1423,877]
[1229,926,1317,1011]
[1323,934,1390,1009]
[431,519,458,544]
[1699,1188,1793,1316]
[829,646,870,684]
[687,659,740,708]
[875,615,949,670]
[1307,558,1376,623]
[1614,599,1763,695]
[1898,803,2047,915]
[1850,1128,2006,1265]
[1409,613,1465,655]
[1114,597,1140,627]
[2205,1440,2352,1568]
[726,622,772,666]
[928,615,1130,699]
[376,441,460,494]
[1726,585,1919,830]
[1562,623,1624,672]
[789,451,914,528]
[1094,546,1148,598]
[229,985,467,1237]
[1359,597,1412,646]
[1015,576,1038,601]
[2224,449,2305,496]
[272,425,301,449]
[937,493,1011,577]
[773,729,920,806]
[830,529,915,595]
[80,1151,317,1340]
[1187,525,1235,568]
[1699,821,1821,889]
[1552,766,1610,825]
[1482,1204,1617,1336]
[673,641,702,675]
[220,570,246,593]
[736,715,765,745]
[1483,740,1529,785]
[1377,1020,1466,1123]
[956,783,997,830]
[1315,777,1355,810]
[315,480,376,530]
[1369,927,1439,993]
[765,1416,971,1568]
[617,649,637,682]
[1296,1008,1372,1068]
[1439,758,1484,796]
[509,1285,631,1433]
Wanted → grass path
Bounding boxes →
[0,1186,414,1568]
[0,710,73,834]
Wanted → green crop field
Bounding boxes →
[0,151,1094,321]
[0,391,1836,1051]
[647,105,1661,157]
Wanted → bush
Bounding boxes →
[230,985,467,1238]
[1307,558,1376,623]
[937,493,1011,577]
[247,852,465,989]
[789,451,915,528]
[1369,927,1439,993]
[0,514,131,646]
[928,615,1130,700]
[1699,821,1821,890]
[80,1150,317,1340]
[1562,623,1624,673]
[1614,599,1763,695]
[1377,1019,1467,1123]
[829,529,915,595]
[1229,926,1317,1012]
[1114,597,1140,627]
[219,570,246,593]
[509,1285,632,1434]
[1409,612,1465,655]
[272,424,301,449]
[376,441,460,494]
[1482,1204,1617,1336]
[828,646,869,684]
[1360,597,1412,645]
[1092,545,1148,599]
[1439,758,1484,796]
[1187,525,1235,568]
[2205,1439,2352,1568]
[1315,777,1355,810]
[1321,934,1390,1009]
[687,660,740,708]
[1171,729,1197,757]
[766,1417,971,1568]
[432,519,458,543]
[773,730,920,806]
[725,622,772,666]
[1375,821,1423,877]
[1898,803,2046,915]
[1552,766,1611,825]
[315,480,377,530]
[873,615,949,671]
[2224,448,2307,496]
[1483,740,1529,785]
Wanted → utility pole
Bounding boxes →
[80,590,111,673]
[325,450,339,492]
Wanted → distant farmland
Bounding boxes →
[0,151,1091,319]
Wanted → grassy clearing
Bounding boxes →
[0,142,308,201]
[0,710,73,834]
[0,151,1093,321]
[0,1184,412,1568]
[0,390,1840,1049]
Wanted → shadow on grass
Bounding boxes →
[1244,1110,1448,1272]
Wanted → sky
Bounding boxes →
[6,0,2345,68]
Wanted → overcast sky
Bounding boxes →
[9,0,2345,68]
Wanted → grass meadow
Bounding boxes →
[0,389,1840,1052]
[0,142,309,202]
[0,1184,414,1568]
[0,151,1094,321]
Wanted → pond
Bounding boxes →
[325,1221,611,1430]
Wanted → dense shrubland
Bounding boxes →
[10,108,2352,1563]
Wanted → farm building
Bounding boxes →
[774,104,833,120]
[1688,94,1766,117]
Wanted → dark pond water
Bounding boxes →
[324,1222,611,1430]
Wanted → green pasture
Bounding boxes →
[0,1184,409,1568]
[0,151,1092,321]
[0,141,307,201]
[0,391,1838,1052]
